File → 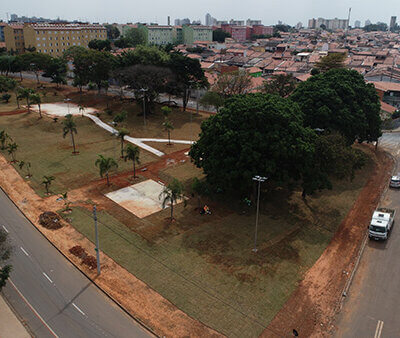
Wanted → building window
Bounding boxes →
[42,37,46,40]
[37,43,41,47]
[37,37,40,41]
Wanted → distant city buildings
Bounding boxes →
[365,19,372,26]
[9,13,67,24]
[174,18,191,26]
[295,22,303,30]
[308,17,349,30]
[390,16,397,31]
[354,20,361,28]
[205,13,217,26]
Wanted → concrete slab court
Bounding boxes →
[105,179,183,218]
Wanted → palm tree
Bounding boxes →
[159,178,185,221]
[0,130,12,150]
[6,142,18,163]
[117,128,129,158]
[59,192,71,211]
[78,104,85,117]
[124,144,140,179]
[161,106,172,118]
[95,155,118,186]
[42,175,55,195]
[29,93,42,118]
[18,160,32,178]
[162,119,174,145]
[18,88,34,113]
[62,114,78,154]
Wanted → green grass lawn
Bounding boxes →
[0,113,158,195]
[60,151,375,337]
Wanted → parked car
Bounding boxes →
[390,174,400,188]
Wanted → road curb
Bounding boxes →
[0,186,158,338]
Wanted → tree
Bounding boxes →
[125,28,146,47]
[62,114,78,154]
[7,142,18,162]
[213,70,252,97]
[124,144,140,178]
[315,53,347,73]
[18,160,32,177]
[199,91,225,112]
[0,130,12,150]
[42,57,67,87]
[59,192,72,211]
[162,119,174,145]
[29,93,42,118]
[161,106,172,118]
[114,37,132,49]
[167,52,208,111]
[88,39,112,51]
[41,175,55,195]
[105,25,121,40]
[88,50,114,94]
[65,47,93,92]
[113,110,127,125]
[121,64,173,115]
[19,52,52,83]
[0,228,12,292]
[290,68,382,145]
[159,178,184,221]
[0,76,16,93]
[190,93,316,195]
[117,45,170,68]
[18,87,35,113]
[1,93,11,103]
[95,155,118,186]
[264,73,297,97]
[213,29,231,42]
[191,177,210,210]
[78,104,85,117]
[116,128,129,157]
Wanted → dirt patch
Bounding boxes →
[38,211,62,230]
[262,145,394,338]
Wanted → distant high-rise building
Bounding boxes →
[246,19,262,26]
[174,18,191,26]
[390,16,397,31]
[354,20,361,28]
[308,18,316,29]
[192,20,201,25]
[295,22,303,30]
[309,17,349,30]
[365,19,372,26]
[278,20,283,25]
[205,13,212,26]
[229,19,244,26]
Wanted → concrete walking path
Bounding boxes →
[0,294,30,338]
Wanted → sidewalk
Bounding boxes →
[0,294,31,338]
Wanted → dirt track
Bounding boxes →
[262,146,393,337]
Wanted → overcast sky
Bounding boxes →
[1,0,399,26]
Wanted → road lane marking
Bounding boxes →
[42,272,53,283]
[374,320,384,338]
[72,303,85,316]
[2,225,9,233]
[8,278,58,337]
[20,247,29,256]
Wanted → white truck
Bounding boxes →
[369,208,396,241]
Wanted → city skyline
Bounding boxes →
[1,0,399,26]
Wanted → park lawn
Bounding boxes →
[0,112,158,196]
[67,91,208,141]
[60,149,376,338]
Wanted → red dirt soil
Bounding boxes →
[262,146,393,338]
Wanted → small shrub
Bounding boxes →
[69,245,87,259]
[1,94,11,103]
[82,255,97,270]
[39,211,62,230]
[105,108,113,116]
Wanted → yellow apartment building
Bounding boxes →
[4,24,25,54]
[5,23,107,57]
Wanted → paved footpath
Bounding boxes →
[0,294,31,338]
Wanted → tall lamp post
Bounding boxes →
[252,175,268,252]
[140,88,148,127]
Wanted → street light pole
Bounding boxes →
[140,88,148,127]
[64,98,71,115]
[252,175,267,252]
[93,205,101,275]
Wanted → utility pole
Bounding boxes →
[93,205,101,275]
[252,175,267,252]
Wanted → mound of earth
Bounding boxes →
[39,211,63,230]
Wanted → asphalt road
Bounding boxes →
[0,188,152,338]
[335,133,400,338]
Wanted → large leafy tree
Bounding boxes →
[29,93,42,118]
[167,52,208,111]
[199,91,225,112]
[291,68,382,145]
[213,70,252,98]
[42,57,67,87]
[88,50,114,94]
[88,39,112,51]
[190,93,316,195]
[124,28,146,47]
[212,29,231,42]
[104,25,120,40]
[95,155,118,186]
[315,53,346,73]
[19,52,52,83]
[117,45,169,68]
[62,114,78,154]
[0,76,16,93]
[264,73,297,97]
[65,47,93,92]
[18,88,35,113]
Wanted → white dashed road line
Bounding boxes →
[20,247,29,256]
[42,272,53,284]
[374,320,384,338]
[72,303,86,316]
